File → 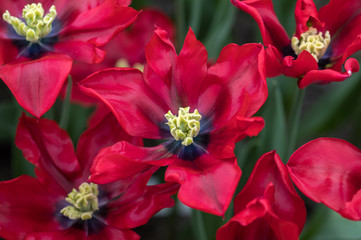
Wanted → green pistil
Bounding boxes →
[165,107,202,146]
[60,182,99,221]
[3,3,57,43]
[291,27,331,62]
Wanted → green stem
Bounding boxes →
[59,75,72,129]
[287,86,306,158]
[193,210,207,240]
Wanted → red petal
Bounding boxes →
[61,2,139,46]
[15,114,79,193]
[230,0,290,49]
[205,43,267,128]
[217,151,306,239]
[234,151,306,233]
[281,50,318,78]
[145,27,176,80]
[89,141,175,184]
[294,0,323,36]
[54,41,106,64]
[76,106,143,181]
[108,182,178,229]
[79,68,168,138]
[264,45,284,77]
[0,176,62,240]
[174,28,208,107]
[208,116,265,159]
[165,155,241,216]
[25,228,85,240]
[0,54,72,117]
[216,196,301,240]
[108,9,175,65]
[298,62,359,89]
[332,35,361,71]
[0,39,18,65]
[287,138,361,220]
[319,0,361,36]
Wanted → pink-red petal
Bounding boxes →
[205,43,267,128]
[108,182,179,229]
[230,0,290,49]
[89,141,175,184]
[298,59,359,89]
[0,54,73,117]
[0,175,62,240]
[61,1,139,46]
[234,151,306,233]
[173,28,208,107]
[15,114,79,193]
[294,0,323,36]
[287,138,361,220]
[76,106,143,181]
[79,68,169,138]
[165,155,241,216]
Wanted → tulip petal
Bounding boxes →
[287,138,361,220]
[0,54,72,118]
[165,155,241,216]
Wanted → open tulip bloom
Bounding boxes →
[217,151,306,240]
[0,0,139,117]
[0,113,178,240]
[231,0,361,88]
[217,139,361,239]
[79,27,268,216]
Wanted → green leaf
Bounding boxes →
[0,101,17,141]
[257,79,288,161]
[311,207,361,240]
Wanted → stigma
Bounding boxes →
[60,182,99,221]
[165,107,202,146]
[291,27,330,62]
[3,3,57,43]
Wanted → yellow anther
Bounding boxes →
[291,27,331,62]
[115,58,145,72]
[3,3,57,43]
[165,107,202,146]
[60,182,99,221]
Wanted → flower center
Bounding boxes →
[3,3,57,43]
[291,27,330,62]
[60,182,99,221]
[165,107,202,146]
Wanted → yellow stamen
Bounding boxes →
[291,27,330,62]
[165,107,202,146]
[60,182,99,221]
[3,3,57,43]
[115,58,144,72]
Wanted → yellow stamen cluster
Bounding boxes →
[60,182,99,221]
[115,58,145,72]
[3,3,57,43]
[165,107,202,146]
[291,27,331,62]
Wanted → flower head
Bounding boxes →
[79,27,268,216]
[0,113,177,239]
[231,0,361,88]
[217,151,306,240]
[0,0,139,117]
